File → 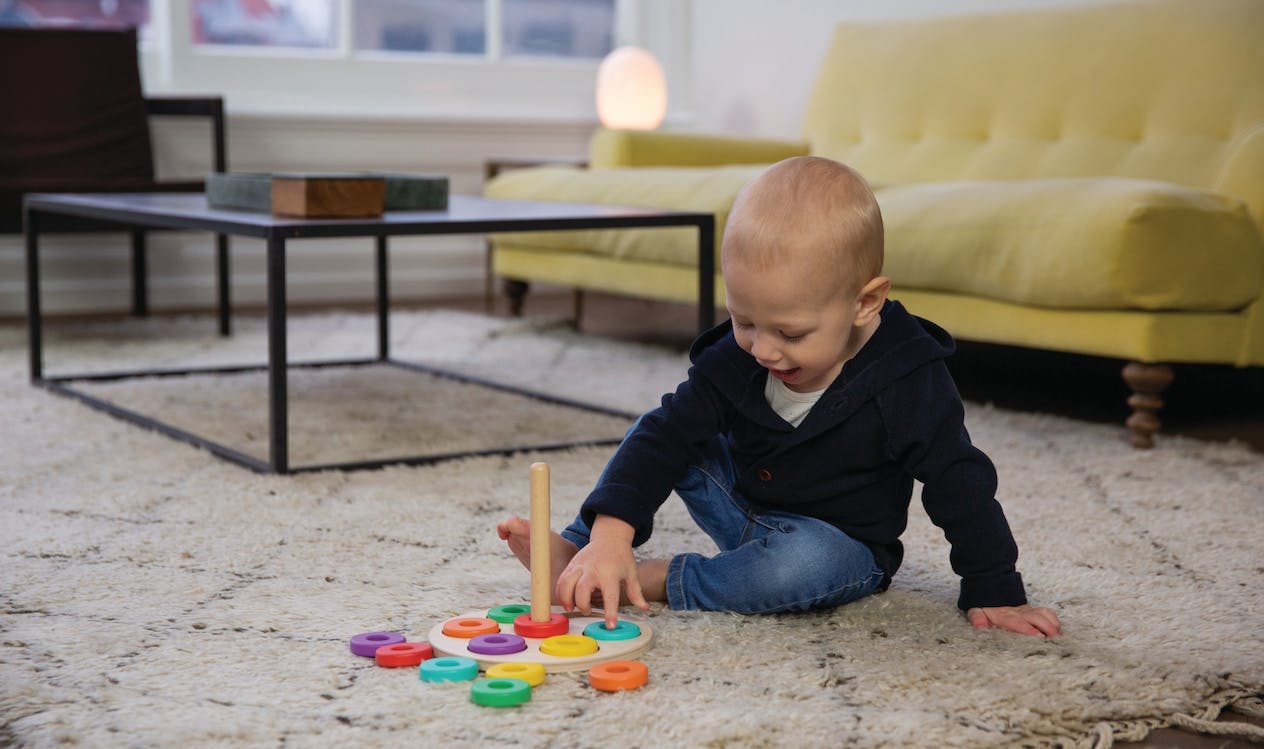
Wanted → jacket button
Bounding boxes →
[757,468,772,482]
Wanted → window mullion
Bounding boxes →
[485,0,503,61]
[337,0,354,58]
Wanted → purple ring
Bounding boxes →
[468,633,527,656]
[350,631,405,657]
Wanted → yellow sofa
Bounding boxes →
[486,0,1264,447]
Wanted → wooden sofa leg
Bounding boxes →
[1121,362,1174,448]
[571,289,584,331]
[504,279,529,317]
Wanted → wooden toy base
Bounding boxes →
[429,607,652,673]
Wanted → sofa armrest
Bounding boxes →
[588,128,808,169]
[1216,124,1264,232]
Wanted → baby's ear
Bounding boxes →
[854,276,890,326]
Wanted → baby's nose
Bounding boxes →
[751,335,780,363]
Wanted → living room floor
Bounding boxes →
[466,290,1262,749]
[14,291,1259,748]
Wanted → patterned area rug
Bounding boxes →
[1,310,1261,748]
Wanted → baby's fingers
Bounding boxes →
[996,613,1044,637]
[556,564,580,613]
[601,581,621,629]
[1027,606,1062,637]
[625,574,649,613]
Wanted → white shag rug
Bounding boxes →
[1,310,1261,749]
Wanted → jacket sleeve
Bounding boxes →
[579,364,734,546]
[877,361,1027,610]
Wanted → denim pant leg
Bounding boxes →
[666,436,886,613]
[561,433,885,615]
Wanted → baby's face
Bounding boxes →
[724,259,863,393]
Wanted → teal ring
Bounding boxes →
[419,656,479,683]
[582,620,641,641]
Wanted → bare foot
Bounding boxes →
[637,558,669,604]
[496,516,579,603]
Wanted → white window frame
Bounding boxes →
[138,0,691,123]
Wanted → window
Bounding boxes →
[4,0,683,122]
[184,0,613,60]
[0,0,151,39]
[191,0,335,48]
[354,0,487,56]
[501,0,613,59]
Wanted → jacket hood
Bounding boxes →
[689,300,956,419]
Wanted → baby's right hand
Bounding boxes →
[555,516,648,629]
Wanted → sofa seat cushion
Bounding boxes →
[486,164,764,266]
[880,178,1262,311]
[490,167,1263,313]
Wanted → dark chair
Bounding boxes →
[0,25,233,334]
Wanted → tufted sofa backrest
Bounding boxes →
[802,0,1264,227]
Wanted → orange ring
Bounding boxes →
[588,660,648,692]
[442,616,500,639]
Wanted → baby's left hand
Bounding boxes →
[966,604,1061,638]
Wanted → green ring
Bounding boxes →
[583,620,642,641]
[470,677,532,707]
[487,604,532,625]
[419,656,479,683]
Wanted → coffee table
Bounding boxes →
[25,192,716,474]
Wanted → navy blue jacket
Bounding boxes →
[580,300,1027,611]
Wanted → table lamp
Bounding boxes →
[595,45,667,130]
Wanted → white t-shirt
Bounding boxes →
[764,375,826,428]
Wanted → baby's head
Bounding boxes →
[721,155,883,299]
[721,157,890,392]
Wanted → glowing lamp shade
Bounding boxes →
[595,46,667,130]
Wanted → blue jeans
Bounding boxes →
[560,433,886,614]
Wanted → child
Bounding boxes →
[498,156,1061,638]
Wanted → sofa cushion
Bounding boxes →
[880,178,1262,311]
[486,164,763,266]
[490,166,1262,313]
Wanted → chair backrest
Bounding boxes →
[0,25,155,184]
[801,0,1264,223]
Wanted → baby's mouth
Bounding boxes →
[769,367,800,382]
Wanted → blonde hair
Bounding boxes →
[721,156,883,296]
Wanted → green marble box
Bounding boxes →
[206,172,449,213]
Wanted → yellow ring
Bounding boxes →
[539,634,599,658]
[486,661,546,687]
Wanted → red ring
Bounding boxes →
[589,660,648,691]
[512,613,569,639]
[375,642,434,668]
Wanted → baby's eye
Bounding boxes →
[780,331,806,342]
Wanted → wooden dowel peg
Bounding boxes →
[529,462,551,624]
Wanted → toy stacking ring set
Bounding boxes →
[350,462,652,705]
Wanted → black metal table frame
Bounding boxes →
[25,193,716,474]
